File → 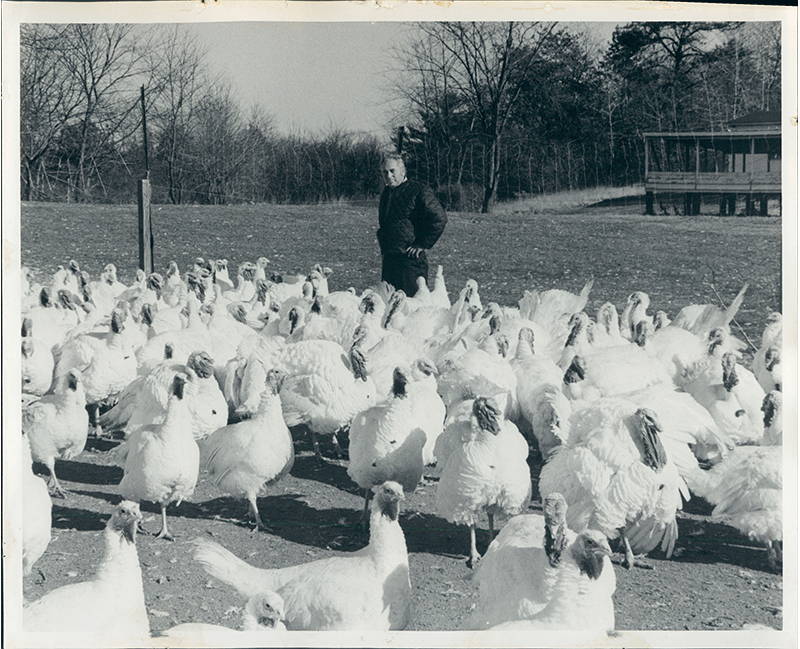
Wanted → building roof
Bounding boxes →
[728,110,781,129]
[643,130,780,139]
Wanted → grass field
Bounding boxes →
[19,199,785,633]
[22,199,781,344]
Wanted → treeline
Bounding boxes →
[394,22,781,211]
[20,22,780,210]
[20,24,385,205]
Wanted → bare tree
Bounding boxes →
[57,24,156,200]
[150,25,206,204]
[189,81,264,204]
[409,22,559,213]
[739,22,781,111]
[391,31,476,193]
[20,25,82,200]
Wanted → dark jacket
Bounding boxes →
[376,180,447,255]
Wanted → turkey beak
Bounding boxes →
[258,613,277,629]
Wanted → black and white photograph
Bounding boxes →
[3,1,797,647]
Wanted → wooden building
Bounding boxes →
[643,110,781,216]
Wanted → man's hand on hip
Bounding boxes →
[405,246,425,259]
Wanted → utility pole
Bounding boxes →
[137,85,154,273]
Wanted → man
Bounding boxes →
[376,153,447,297]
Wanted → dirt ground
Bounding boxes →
[20,200,785,635]
[23,432,783,634]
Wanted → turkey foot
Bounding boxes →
[613,531,653,570]
[331,433,345,460]
[466,524,481,569]
[247,495,268,532]
[155,505,175,541]
[47,474,68,499]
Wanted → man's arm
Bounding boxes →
[411,185,448,250]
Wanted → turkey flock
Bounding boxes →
[20,257,783,637]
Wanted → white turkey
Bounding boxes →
[160,591,286,639]
[100,349,225,442]
[682,349,765,445]
[464,492,614,631]
[23,369,89,498]
[429,265,450,309]
[53,308,137,437]
[23,434,52,577]
[436,397,531,567]
[277,336,376,459]
[487,530,614,631]
[202,369,294,529]
[671,283,748,340]
[517,279,593,354]
[697,391,783,569]
[539,401,689,569]
[437,325,517,421]
[23,501,149,642]
[348,367,428,517]
[21,317,54,397]
[752,311,782,392]
[511,327,570,456]
[194,481,411,630]
[119,374,199,540]
[619,291,653,340]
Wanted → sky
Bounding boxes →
[186,22,621,141]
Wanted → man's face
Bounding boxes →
[382,159,407,188]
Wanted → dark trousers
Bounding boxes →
[381,252,428,297]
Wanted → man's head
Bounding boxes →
[381,153,407,188]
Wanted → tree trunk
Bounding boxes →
[22,159,33,201]
[480,138,502,214]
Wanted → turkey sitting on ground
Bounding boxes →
[202,369,294,530]
[160,591,286,639]
[23,433,52,578]
[696,391,783,570]
[436,397,531,568]
[348,367,428,520]
[487,530,614,631]
[194,481,411,630]
[465,493,613,631]
[23,369,89,498]
[539,401,689,570]
[23,501,149,642]
[119,374,199,541]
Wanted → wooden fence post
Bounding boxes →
[138,86,153,274]
[138,179,153,273]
